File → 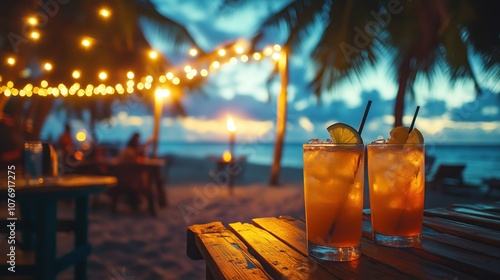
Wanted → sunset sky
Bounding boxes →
[43,0,500,145]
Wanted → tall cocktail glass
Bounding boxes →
[367,143,425,247]
[303,143,364,261]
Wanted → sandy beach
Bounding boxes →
[31,155,500,279]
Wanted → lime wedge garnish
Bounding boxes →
[326,123,363,144]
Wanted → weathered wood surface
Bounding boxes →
[187,203,500,279]
[187,222,270,279]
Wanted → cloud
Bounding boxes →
[450,91,500,122]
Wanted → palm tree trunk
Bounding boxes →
[269,51,288,186]
[394,53,411,128]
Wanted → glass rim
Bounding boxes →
[303,143,364,147]
[367,143,425,146]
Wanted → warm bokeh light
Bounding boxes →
[72,70,81,79]
[76,131,86,142]
[30,31,40,40]
[226,117,236,132]
[6,57,15,65]
[126,71,135,79]
[99,8,111,18]
[222,150,232,162]
[155,88,170,99]
[263,46,273,56]
[253,52,262,60]
[184,65,192,73]
[81,39,91,48]
[74,151,83,161]
[218,49,226,57]
[189,48,198,56]
[235,45,244,54]
[27,17,38,26]
[99,71,107,80]
[149,51,158,59]
[43,63,52,71]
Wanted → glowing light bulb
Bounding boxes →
[149,51,158,59]
[126,71,134,79]
[30,31,40,40]
[218,49,226,57]
[27,17,38,26]
[99,71,107,80]
[189,48,198,56]
[72,70,81,79]
[99,8,111,18]
[44,63,52,71]
[6,57,15,65]
[81,39,91,47]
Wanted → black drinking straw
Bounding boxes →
[358,100,372,134]
[408,106,420,133]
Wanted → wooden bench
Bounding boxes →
[187,203,500,279]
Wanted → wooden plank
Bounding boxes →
[187,222,270,279]
[255,217,474,279]
[253,216,308,254]
[229,222,337,279]
[425,208,500,230]
[415,237,500,278]
[424,230,500,259]
[449,203,500,213]
[253,217,417,279]
[423,216,500,246]
[364,215,500,278]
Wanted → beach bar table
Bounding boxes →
[75,157,168,216]
[187,202,500,279]
[1,175,116,280]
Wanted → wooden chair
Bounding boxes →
[430,164,465,187]
[106,164,156,216]
[429,164,479,194]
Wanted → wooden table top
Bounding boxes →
[187,202,500,279]
[0,175,117,195]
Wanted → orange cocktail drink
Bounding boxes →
[303,144,364,261]
[367,143,425,247]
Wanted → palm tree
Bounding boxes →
[0,0,198,142]
[221,0,382,185]
[386,0,500,126]
[222,0,499,184]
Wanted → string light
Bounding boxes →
[1,39,282,98]
[149,51,158,59]
[98,71,107,80]
[27,17,38,26]
[99,8,111,18]
[81,38,91,48]
[30,31,40,40]
[6,57,15,65]
[44,63,53,71]
[72,70,81,79]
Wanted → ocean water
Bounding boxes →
[158,142,500,185]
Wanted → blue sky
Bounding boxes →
[43,0,500,145]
